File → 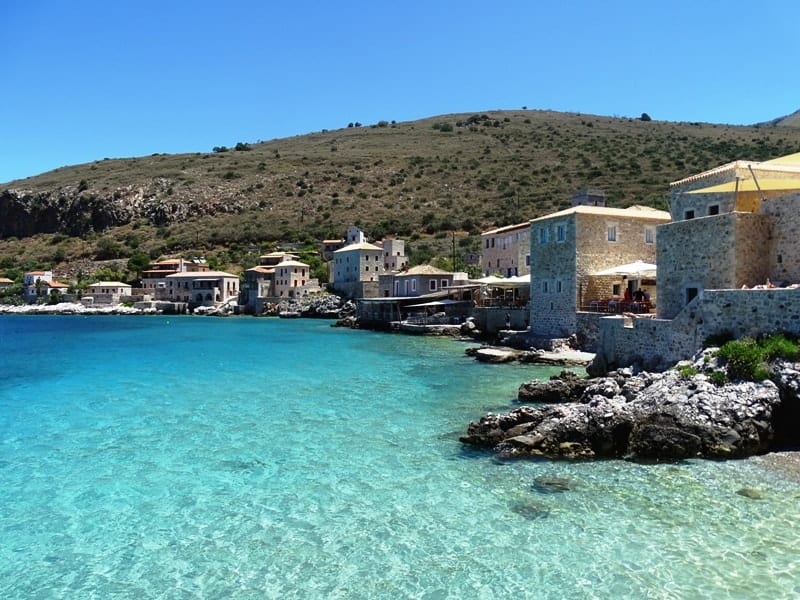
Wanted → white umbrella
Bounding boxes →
[593,261,657,278]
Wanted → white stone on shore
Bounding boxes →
[0,302,142,315]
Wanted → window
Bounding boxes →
[645,226,655,244]
[708,205,719,216]
[685,209,695,220]
[539,227,549,244]
[411,280,417,292]
[607,225,617,242]
[525,255,530,266]
[429,280,437,291]
[485,239,489,249]
[556,280,562,293]
[556,223,566,242]
[491,238,495,248]
[441,280,448,288]
[685,287,698,304]
[542,281,549,293]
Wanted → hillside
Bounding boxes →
[757,109,800,128]
[3,109,800,279]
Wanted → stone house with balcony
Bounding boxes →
[594,151,800,371]
[528,204,671,340]
[163,270,239,308]
[140,258,209,298]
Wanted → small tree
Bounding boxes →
[127,252,151,283]
[640,112,652,121]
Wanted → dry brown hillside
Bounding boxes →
[2,109,800,279]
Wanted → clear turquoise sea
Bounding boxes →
[1,316,799,599]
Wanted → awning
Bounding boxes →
[593,261,657,278]
[472,275,529,287]
[473,276,506,285]
[405,299,467,308]
[687,178,800,199]
[488,274,531,288]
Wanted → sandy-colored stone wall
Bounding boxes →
[762,192,800,285]
[530,212,662,337]
[656,213,770,319]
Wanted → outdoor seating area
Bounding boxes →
[587,298,653,314]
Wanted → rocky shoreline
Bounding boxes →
[0,302,143,315]
[461,348,800,461]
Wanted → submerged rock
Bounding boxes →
[736,487,764,500]
[509,500,550,520]
[531,476,573,494]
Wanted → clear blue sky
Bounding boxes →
[2,0,798,183]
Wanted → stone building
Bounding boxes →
[480,221,531,277]
[331,241,383,298]
[84,281,133,305]
[595,151,800,371]
[380,238,408,272]
[163,271,239,308]
[657,152,800,318]
[528,204,670,338]
[378,265,467,298]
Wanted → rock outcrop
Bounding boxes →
[461,351,800,461]
[517,371,590,403]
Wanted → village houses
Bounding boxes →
[22,270,70,303]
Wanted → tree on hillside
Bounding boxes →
[127,252,151,282]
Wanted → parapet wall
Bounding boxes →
[597,287,800,370]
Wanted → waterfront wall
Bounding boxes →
[597,287,800,370]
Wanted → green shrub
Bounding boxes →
[676,365,699,378]
[708,370,729,387]
[760,333,800,361]
[717,338,770,381]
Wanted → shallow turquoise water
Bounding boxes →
[1,315,799,599]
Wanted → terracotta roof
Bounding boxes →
[246,266,276,274]
[165,270,238,279]
[0,277,14,284]
[396,265,451,276]
[48,281,69,288]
